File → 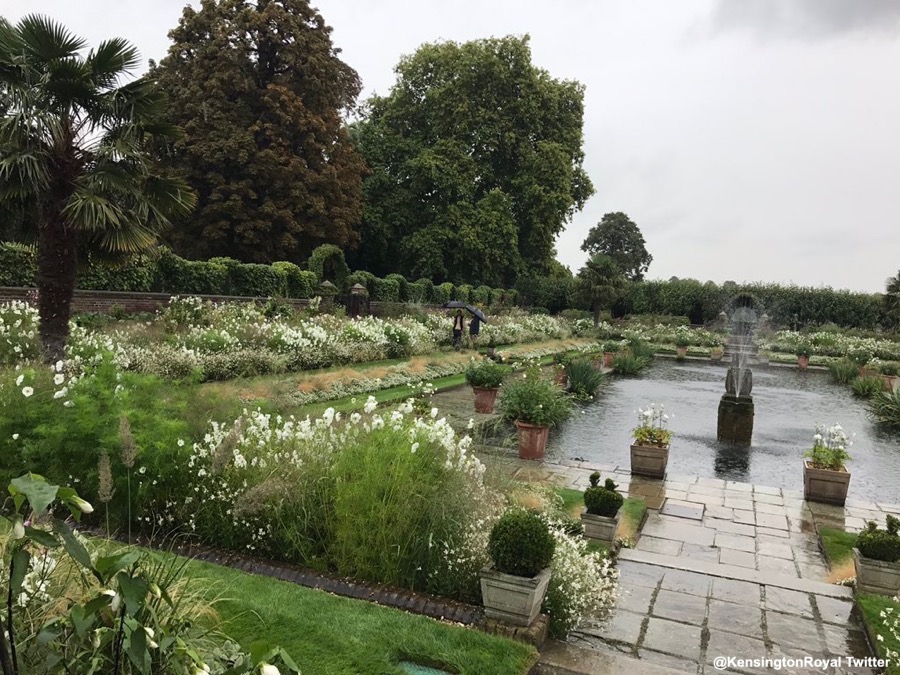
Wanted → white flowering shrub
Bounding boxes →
[0,300,40,364]
[876,597,900,667]
[760,330,900,361]
[542,518,620,637]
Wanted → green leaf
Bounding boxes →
[69,604,95,637]
[53,519,93,571]
[249,640,277,665]
[95,550,140,580]
[125,618,151,675]
[25,526,61,548]
[10,547,31,597]
[10,473,59,516]
[116,572,149,616]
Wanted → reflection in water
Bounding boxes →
[552,360,900,501]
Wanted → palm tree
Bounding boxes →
[0,16,194,360]
[576,253,628,326]
[885,269,900,328]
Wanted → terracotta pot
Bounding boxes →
[480,565,551,627]
[630,443,669,479]
[797,355,810,370]
[603,352,614,368]
[858,366,877,378]
[710,350,723,363]
[472,386,499,414]
[854,548,900,597]
[803,461,850,506]
[554,370,569,387]
[879,374,898,392]
[515,421,549,460]
[676,346,688,358]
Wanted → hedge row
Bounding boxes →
[0,243,516,306]
[620,279,885,330]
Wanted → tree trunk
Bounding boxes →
[36,216,78,363]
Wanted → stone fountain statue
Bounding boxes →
[717,305,758,444]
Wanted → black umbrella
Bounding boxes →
[445,301,487,323]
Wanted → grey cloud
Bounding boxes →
[709,0,900,40]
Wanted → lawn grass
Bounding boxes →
[182,556,537,675]
[819,526,858,582]
[857,594,900,675]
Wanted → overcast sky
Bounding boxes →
[8,0,900,292]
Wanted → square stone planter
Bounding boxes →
[853,548,900,596]
[881,374,898,392]
[581,509,620,543]
[480,565,551,627]
[803,461,851,506]
[676,346,688,358]
[630,443,669,479]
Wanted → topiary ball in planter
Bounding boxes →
[584,473,624,517]
[857,515,900,563]
[488,509,555,578]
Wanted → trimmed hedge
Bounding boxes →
[372,277,401,302]
[273,262,317,299]
[456,284,472,303]
[347,270,377,295]
[472,285,492,306]
[385,273,408,302]
[154,249,228,295]
[0,243,36,287]
[228,263,286,297]
[433,282,454,305]
[307,244,350,289]
[79,254,156,292]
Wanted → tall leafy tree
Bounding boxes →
[581,212,652,281]
[885,269,900,327]
[152,0,366,263]
[575,253,628,326]
[0,16,194,360]
[352,36,594,285]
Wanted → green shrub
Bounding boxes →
[385,273,409,302]
[851,376,883,399]
[432,282,454,305]
[414,278,434,303]
[455,284,473,303]
[154,248,228,295]
[828,359,859,384]
[870,389,900,428]
[560,309,592,322]
[857,516,900,563]
[229,262,287,297]
[488,509,555,577]
[505,288,519,306]
[879,362,900,376]
[372,276,401,302]
[407,279,430,304]
[307,244,350,289]
[465,360,509,389]
[566,359,605,400]
[273,261,315,298]
[612,353,650,376]
[500,372,572,427]
[347,270,377,295]
[472,285,492,306]
[583,472,623,517]
[796,342,812,358]
[0,242,36,286]
[79,253,157,292]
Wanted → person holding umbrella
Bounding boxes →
[468,311,482,349]
[452,309,465,351]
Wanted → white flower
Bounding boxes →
[21,386,33,398]
[72,497,94,514]
[63,401,74,407]
[177,439,185,447]
[53,373,65,385]
[411,442,419,453]
[15,374,24,386]
[12,519,25,540]
[53,388,68,399]
[363,396,377,414]
[12,433,19,440]
[139,466,147,475]
[259,664,281,675]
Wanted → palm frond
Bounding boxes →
[16,14,86,62]
[88,38,141,86]
[61,189,126,231]
[0,150,51,193]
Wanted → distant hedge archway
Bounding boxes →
[307,244,350,290]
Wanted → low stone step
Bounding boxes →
[534,640,693,675]
[618,549,852,599]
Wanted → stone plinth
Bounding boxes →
[717,395,754,444]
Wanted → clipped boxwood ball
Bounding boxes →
[488,509,555,578]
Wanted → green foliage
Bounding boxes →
[500,372,572,427]
[456,284,473,303]
[515,273,573,314]
[465,359,509,388]
[432,282,454,306]
[347,270,377,295]
[583,473,623,517]
[153,248,226,295]
[385,273,409,302]
[879,362,899,376]
[353,35,593,285]
[857,517,900,563]
[612,353,650,376]
[372,276,401,302]
[851,376,884,399]
[870,389,900,428]
[413,278,434,304]
[573,253,629,326]
[488,510,555,577]
[828,359,859,384]
[152,0,365,264]
[307,244,351,289]
[581,212,652,281]
[885,269,900,329]
[78,254,157,293]
[273,261,318,298]
[795,342,812,358]
[565,359,605,400]
[228,262,288,297]
[472,285,492,306]
[0,243,36,286]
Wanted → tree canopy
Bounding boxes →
[151,0,366,264]
[574,254,628,325]
[0,15,194,359]
[352,35,594,286]
[885,269,900,328]
[581,212,652,281]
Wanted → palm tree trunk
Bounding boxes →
[36,216,78,363]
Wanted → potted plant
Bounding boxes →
[581,472,623,543]
[630,403,672,478]
[553,352,572,387]
[853,515,900,596]
[848,347,874,377]
[710,345,724,363]
[465,359,509,413]
[500,371,572,460]
[878,362,899,392]
[803,423,852,506]
[796,343,812,370]
[480,509,555,626]
[601,341,620,368]
[674,329,690,358]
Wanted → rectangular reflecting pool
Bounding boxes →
[553,359,900,503]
